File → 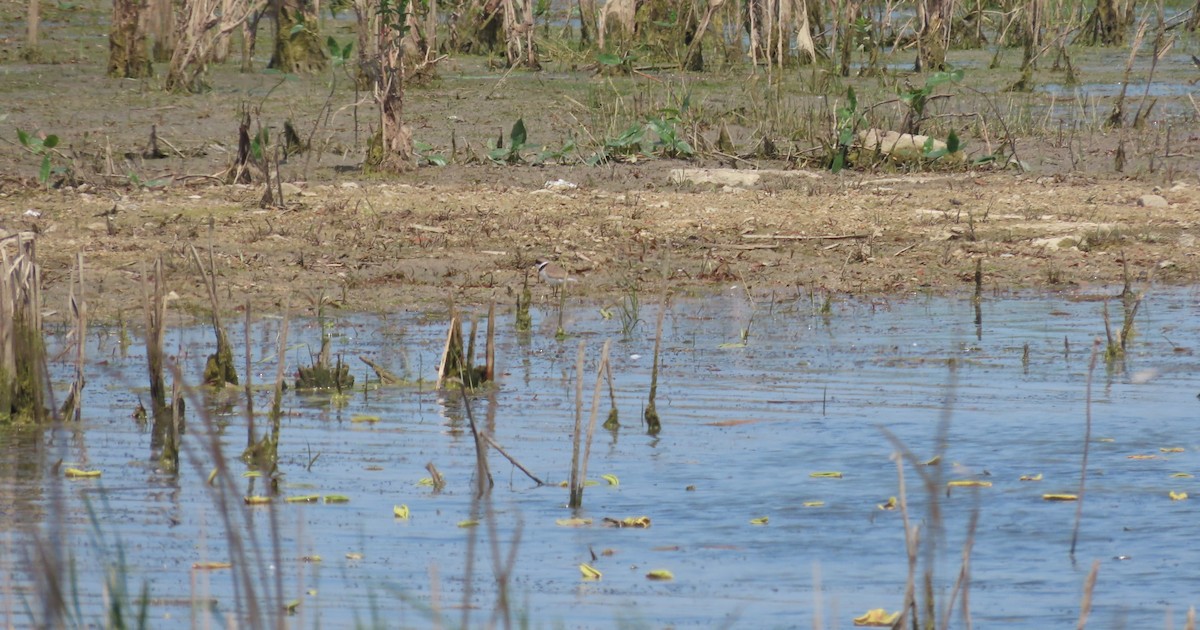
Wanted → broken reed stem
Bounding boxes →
[568,340,586,509]
[644,294,667,434]
[940,505,979,630]
[1118,292,1143,352]
[485,301,495,381]
[573,340,611,508]
[895,452,920,630]
[270,301,290,428]
[603,352,619,429]
[461,382,493,498]
[63,253,86,422]
[1070,340,1100,556]
[140,258,168,414]
[244,298,254,443]
[1076,560,1100,629]
[190,244,238,386]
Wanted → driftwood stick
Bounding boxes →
[358,355,403,384]
[482,433,544,486]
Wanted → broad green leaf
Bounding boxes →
[42,134,59,149]
[39,155,50,184]
[290,23,306,36]
[945,130,960,154]
[17,129,30,147]
[597,53,622,66]
[510,118,527,148]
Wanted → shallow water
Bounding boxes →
[4,287,1200,628]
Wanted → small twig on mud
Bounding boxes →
[743,233,869,241]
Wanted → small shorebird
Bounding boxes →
[535,259,577,292]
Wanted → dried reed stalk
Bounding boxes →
[269,302,290,429]
[1076,560,1100,629]
[568,341,586,508]
[140,258,168,414]
[61,253,86,422]
[644,294,667,433]
[0,234,47,422]
[1070,340,1100,555]
[571,340,611,508]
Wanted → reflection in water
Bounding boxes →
[4,289,1200,628]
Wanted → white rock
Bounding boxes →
[1137,194,1168,208]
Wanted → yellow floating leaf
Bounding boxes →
[244,496,271,505]
[579,563,603,580]
[242,471,262,478]
[603,516,651,528]
[750,516,769,525]
[1170,491,1189,501]
[393,505,410,519]
[65,468,101,478]
[1098,437,1116,443]
[601,474,620,486]
[810,472,843,479]
[1170,472,1194,478]
[803,501,825,508]
[948,480,992,488]
[192,561,232,570]
[286,495,321,504]
[599,308,613,320]
[417,477,434,486]
[284,599,301,614]
[645,569,674,581]
[556,517,593,527]
[351,414,381,423]
[718,342,746,349]
[301,555,322,563]
[457,519,479,528]
[923,455,942,466]
[877,497,897,510]
[207,468,218,485]
[853,608,900,627]
[1043,494,1078,501]
[324,495,350,504]
[556,480,569,487]
[1161,447,1185,453]
[1128,454,1159,460]
[584,480,600,487]
[1019,474,1043,482]
[345,552,363,560]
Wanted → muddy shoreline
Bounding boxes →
[3,168,1194,326]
